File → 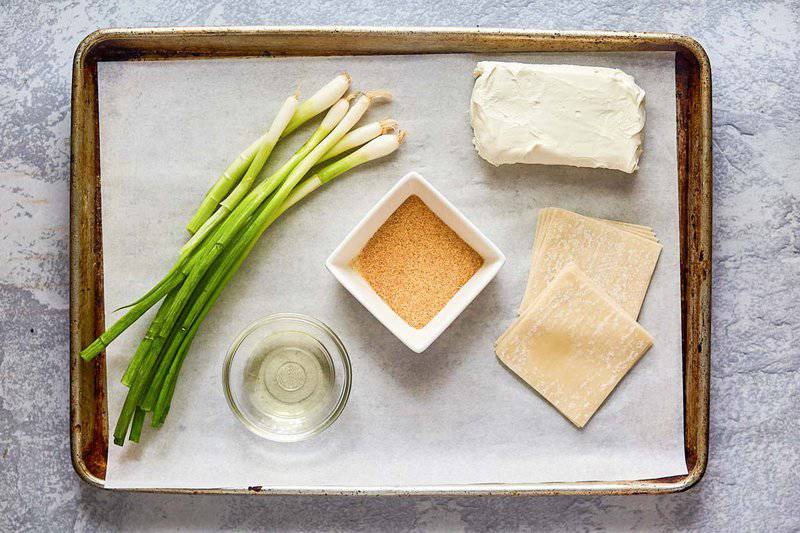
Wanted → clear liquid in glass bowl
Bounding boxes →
[223,314,351,442]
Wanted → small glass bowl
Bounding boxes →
[222,313,351,442]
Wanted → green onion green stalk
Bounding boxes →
[186,93,298,247]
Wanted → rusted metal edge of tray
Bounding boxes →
[70,26,711,495]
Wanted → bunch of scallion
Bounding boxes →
[79,73,405,446]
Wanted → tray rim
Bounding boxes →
[70,25,711,496]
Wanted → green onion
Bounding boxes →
[155,95,372,343]
[138,95,377,428]
[217,93,297,210]
[120,288,178,386]
[185,139,260,235]
[158,97,356,330]
[180,98,349,257]
[112,323,169,444]
[79,273,183,362]
[80,75,405,444]
[185,73,350,234]
[288,131,406,210]
[318,131,406,184]
[318,119,397,163]
[178,93,297,256]
[129,407,145,442]
[282,72,351,136]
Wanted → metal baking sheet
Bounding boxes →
[70,28,712,491]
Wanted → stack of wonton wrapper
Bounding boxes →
[495,208,663,427]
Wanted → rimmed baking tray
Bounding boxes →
[70,26,711,495]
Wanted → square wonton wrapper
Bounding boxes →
[498,264,653,428]
[533,208,658,251]
[520,208,662,318]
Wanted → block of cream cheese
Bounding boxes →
[470,62,646,172]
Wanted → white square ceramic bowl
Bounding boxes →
[326,171,505,353]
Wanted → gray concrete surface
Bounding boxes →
[1,1,798,531]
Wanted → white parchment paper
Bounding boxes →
[98,52,687,489]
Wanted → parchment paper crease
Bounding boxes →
[98,52,687,489]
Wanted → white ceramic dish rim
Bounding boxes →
[325,171,506,353]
